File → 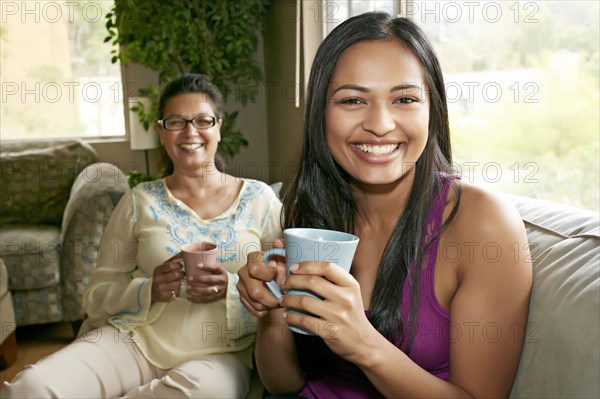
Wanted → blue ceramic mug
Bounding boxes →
[263,228,359,334]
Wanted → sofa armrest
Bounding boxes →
[59,163,130,321]
[61,162,130,240]
[507,194,600,399]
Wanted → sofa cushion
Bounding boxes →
[507,195,600,399]
[0,257,8,297]
[0,140,97,226]
[12,285,63,326]
[0,290,16,344]
[0,258,16,345]
[0,225,61,290]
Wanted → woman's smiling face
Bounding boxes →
[158,92,222,174]
[325,39,430,186]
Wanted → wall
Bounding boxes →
[262,0,305,187]
[221,34,271,183]
[89,62,157,175]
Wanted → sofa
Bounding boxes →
[3,149,597,396]
[75,166,598,398]
[0,141,129,328]
[507,194,599,398]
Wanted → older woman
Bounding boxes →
[2,73,282,398]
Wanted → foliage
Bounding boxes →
[451,54,599,211]
[420,1,600,211]
[127,171,159,188]
[129,84,159,131]
[69,0,117,76]
[105,0,270,160]
[422,1,599,73]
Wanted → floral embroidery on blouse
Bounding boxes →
[141,179,268,263]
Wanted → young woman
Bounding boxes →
[2,74,282,398]
[237,12,532,398]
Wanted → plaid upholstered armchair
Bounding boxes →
[0,141,129,329]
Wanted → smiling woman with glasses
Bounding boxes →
[155,75,227,175]
[1,73,283,398]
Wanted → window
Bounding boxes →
[1,1,125,139]
[323,0,599,211]
[321,0,399,35]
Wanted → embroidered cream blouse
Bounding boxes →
[82,178,282,369]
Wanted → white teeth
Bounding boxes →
[355,144,398,155]
[179,143,203,150]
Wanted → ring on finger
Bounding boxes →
[212,286,219,294]
[170,290,177,300]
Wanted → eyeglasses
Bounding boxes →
[157,115,217,131]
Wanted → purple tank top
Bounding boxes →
[296,177,453,398]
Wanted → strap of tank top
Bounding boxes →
[423,175,456,267]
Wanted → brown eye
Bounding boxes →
[395,97,418,104]
[191,116,216,129]
[339,98,364,105]
[164,118,187,130]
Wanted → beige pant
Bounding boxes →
[1,326,251,399]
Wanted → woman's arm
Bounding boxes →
[237,250,306,394]
[82,192,145,321]
[243,183,303,394]
[255,308,305,394]
[443,186,532,397]
[83,191,181,325]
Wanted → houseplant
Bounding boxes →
[105,0,271,183]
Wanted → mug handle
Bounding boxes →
[262,248,286,299]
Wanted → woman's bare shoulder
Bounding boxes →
[449,180,526,244]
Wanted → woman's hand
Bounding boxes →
[237,239,287,318]
[186,263,228,303]
[151,253,184,303]
[280,261,378,363]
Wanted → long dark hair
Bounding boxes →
[156,73,226,173]
[282,12,460,346]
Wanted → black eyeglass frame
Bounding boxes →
[157,115,218,131]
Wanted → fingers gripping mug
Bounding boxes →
[262,228,359,335]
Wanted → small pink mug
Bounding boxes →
[181,241,218,279]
